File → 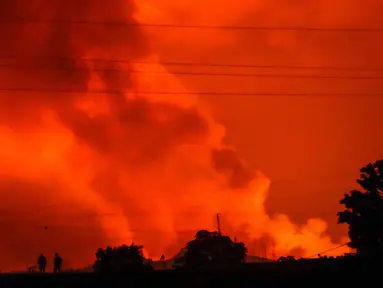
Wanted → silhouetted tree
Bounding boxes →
[180,230,247,268]
[93,244,148,273]
[338,160,383,257]
[277,256,296,263]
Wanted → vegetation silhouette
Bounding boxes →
[93,244,151,273]
[277,255,296,263]
[176,230,247,268]
[338,159,383,257]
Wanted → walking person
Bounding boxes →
[37,254,47,273]
[53,253,62,273]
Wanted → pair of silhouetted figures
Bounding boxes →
[37,253,62,273]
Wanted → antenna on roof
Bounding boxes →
[216,213,221,236]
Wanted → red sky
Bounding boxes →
[0,0,382,271]
[144,0,383,241]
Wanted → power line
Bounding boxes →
[2,18,383,32]
[1,65,383,80]
[130,70,383,80]
[2,56,383,72]
[131,61,383,72]
[0,88,381,97]
[308,242,349,258]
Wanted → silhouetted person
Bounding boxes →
[37,254,47,273]
[53,253,62,273]
[160,254,166,268]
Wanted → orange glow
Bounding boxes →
[7,0,383,271]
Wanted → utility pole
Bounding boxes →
[216,213,221,235]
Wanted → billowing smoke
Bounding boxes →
[0,0,350,271]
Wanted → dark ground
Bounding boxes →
[0,259,377,287]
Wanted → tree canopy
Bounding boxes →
[338,159,383,257]
[93,244,147,273]
[277,256,296,263]
[180,230,247,268]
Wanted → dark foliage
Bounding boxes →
[93,244,148,273]
[338,160,383,257]
[277,256,296,262]
[180,230,247,268]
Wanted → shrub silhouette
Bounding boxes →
[338,159,383,257]
[179,230,247,268]
[93,244,148,273]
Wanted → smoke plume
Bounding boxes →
[0,0,351,271]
